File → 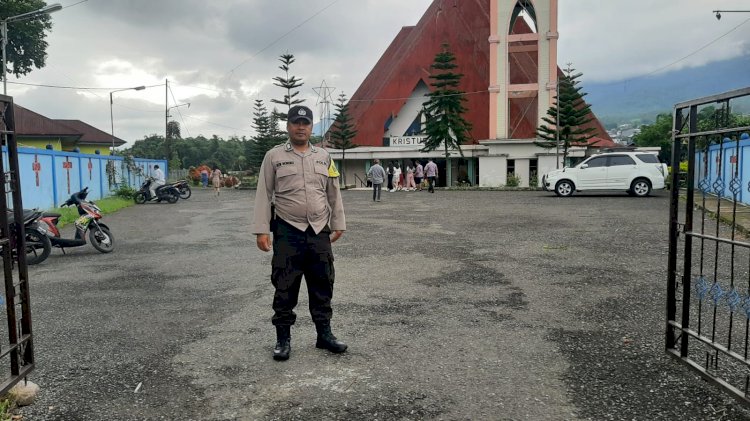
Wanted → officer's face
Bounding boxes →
[287,120,312,146]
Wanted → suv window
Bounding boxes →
[636,154,659,164]
[608,155,636,166]
[584,157,607,168]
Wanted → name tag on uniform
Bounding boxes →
[275,161,294,168]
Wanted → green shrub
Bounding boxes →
[506,172,521,188]
[113,176,137,199]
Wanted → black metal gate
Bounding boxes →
[667,87,750,405]
[0,94,35,394]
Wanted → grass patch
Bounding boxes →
[48,196,134,228]
[0,397,12,420]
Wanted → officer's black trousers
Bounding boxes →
[271,219,335,326]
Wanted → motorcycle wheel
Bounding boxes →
[167,193,178,204]
[89,226,115,253]
[134,192,147,204]
[25,229,52,265]
[179,185,191,199]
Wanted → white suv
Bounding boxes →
[542,152,668,197]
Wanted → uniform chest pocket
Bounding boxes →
[276,166,301,192]
[314,164,330,178]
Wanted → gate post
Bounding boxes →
[666,109,683,350]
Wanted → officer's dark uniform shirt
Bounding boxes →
[252,141,345,234]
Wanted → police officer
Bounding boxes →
[252,105,347,361]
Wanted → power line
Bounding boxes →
[168,85,191,137]
[223,0,340,78]
[595,16,750,87]
[62,0,90,10]
[6,80,164,90]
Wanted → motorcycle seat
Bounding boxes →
[42,212,62,218]
[7,209,39,225]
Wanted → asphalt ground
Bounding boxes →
[14,187,750,420]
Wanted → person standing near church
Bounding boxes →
[414,160,424,191]
[252,105,348,361]
[368,159,387,202]
[424,158,438,193]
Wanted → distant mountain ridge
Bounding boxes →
[585,54,750,125]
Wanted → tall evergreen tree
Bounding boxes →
[328,92,358,187]
[420,43,472,186]
[270,53,304,121]
[248,100,286,171]
[535,65,597,165]
[165,120,181,159]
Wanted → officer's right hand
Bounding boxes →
[256,234,272,252]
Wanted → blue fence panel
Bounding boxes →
[1,147,166,210]
[700,135,750,206]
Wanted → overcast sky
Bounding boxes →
[5,0,750,147]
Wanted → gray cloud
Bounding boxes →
[7,0,749,144]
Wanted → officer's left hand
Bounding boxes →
[330,230,343,243]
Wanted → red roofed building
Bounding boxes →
[328,0,616,188]
[13,104,125,155]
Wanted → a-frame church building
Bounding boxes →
[327,0,616,188]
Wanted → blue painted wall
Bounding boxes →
[696,134,750,205]
[2,147,167,210]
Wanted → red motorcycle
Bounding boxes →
[40,187,115,254]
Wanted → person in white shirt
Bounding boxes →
[150,164,165,199]
[392,163,402,192]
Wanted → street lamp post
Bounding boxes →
[109,86,145,153]
[1,3,62,95]
[713,10,750,20]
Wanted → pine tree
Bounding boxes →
[420,43,472,186]
[165,120,181,159]
[270,53,304,121]
[535,65,597,165]
[328,92,358,187]
[248,100,286,171]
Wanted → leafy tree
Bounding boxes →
[0,0,54,79]
[633,113,672,163]
[535,65,597,165]
[270,53,304,121]
[168,150,182,171]
[328,92,358,187]
[420,43,472,186]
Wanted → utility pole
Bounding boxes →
[165,78,169,159]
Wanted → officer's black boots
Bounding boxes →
[273,325,291,361]
[315,322,348,353]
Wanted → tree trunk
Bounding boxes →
[444,144,451,188]
[341,150,346,188]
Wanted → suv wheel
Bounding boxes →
[555,180,574,197]
[631,178,651,197]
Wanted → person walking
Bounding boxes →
[392,163,402,191]
[211,166,222,197]
[367,159,387,202]
[405,163,416,191]
[252,105,347,361]
[200,167,209,188]
[414,160,424,191]
[386,162,394,192]
[425,158,438,193]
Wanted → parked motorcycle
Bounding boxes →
[133,178,179,204]
[170,179,191,199]
[40,187,115,254]
[2,209,53,265]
